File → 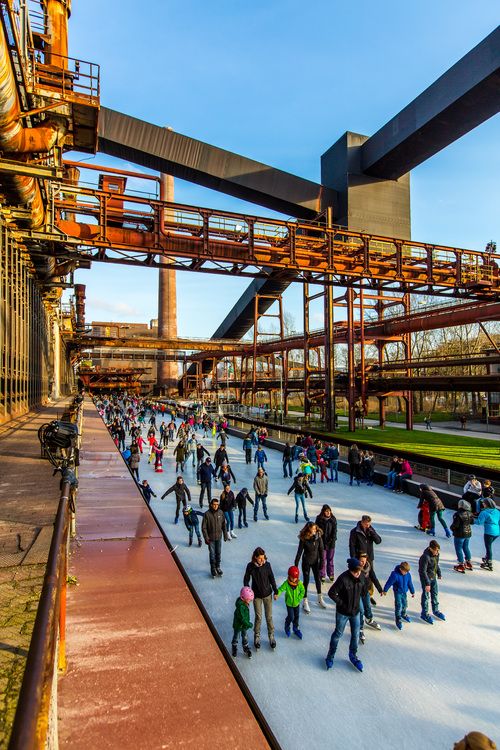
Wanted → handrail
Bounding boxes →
[8,482,70,750]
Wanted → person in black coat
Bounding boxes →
[325,558,365,671]
[450,499,475,573]
[315,504,337,582]
[201,498,228,577]
[349,515,382,604]
[419,484,451,538]
[236,487,254,529]
[161,477,191,524]
[198,457,216,507]
[418,540,445,623]
[243,547,278,649]
[214,446,228,471]
[347,444,361,486]
[295,522,326,613]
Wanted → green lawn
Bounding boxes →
[327,426,500,470]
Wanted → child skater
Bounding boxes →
[232,587,254,658]
[182,505,204,547]
[236,487,254,529]
[275,566,305,639]
[383,561,415,630]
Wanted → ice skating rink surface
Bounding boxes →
[148,429,499,750]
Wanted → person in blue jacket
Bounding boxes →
[476,498,500,571]
[182,505,204,547]
[383,562,415,630]
[254,447,268,470]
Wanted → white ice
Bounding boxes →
[140,424,500,750]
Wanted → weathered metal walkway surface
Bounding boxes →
[58,402,270,749]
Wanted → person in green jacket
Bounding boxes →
[232,587,254,658]
[275,566,306,639]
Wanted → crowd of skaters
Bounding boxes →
[95,394,498,678]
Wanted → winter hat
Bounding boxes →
[288,566,300,579]
[347,557,361,571]
[467,474,476,480]
[240,586,254,602]
[454,732,497,750]
[458,499,471,511]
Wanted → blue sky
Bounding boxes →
[66,2,500,335]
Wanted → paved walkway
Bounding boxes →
[0,399,71,748]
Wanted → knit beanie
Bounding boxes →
[347,557,361,571]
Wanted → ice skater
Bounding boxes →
[325,558,365,672]
[182,505,204,547]
[294,522,327,613]
[201,497,228,578]
[161,476,191,524]
[315,504,337,583]
[243,547,278,649]
[236,487,253,528]
[287,473,312,523]
[276,566,305,639]
[419,540,445,624]
[232,587,254,658]
[382,562,415,630]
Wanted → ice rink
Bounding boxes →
[141,426,499,750]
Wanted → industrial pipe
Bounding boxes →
[0,16,65,227]
[44,0,71,68]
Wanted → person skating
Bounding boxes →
[415,493,431,532]
[243,547,278,649]
[214,445,228,472]
[294,522,326,613]
[253,467,269,521]
[140,479,156,505]
[218,461,236,486]
[450,499,475,573]
[198,457,216,507]
[476,497,499,571]
[161,476,191,524]
[287,473,312,523]
[182,505,204,547]
[201,497,229,577]
[195,442,210,472]
[418,540,445,623]
[357,553,382,638]
[254,446,268,471]
[236,487,254,528]
[232,587,253,658]
[242,434,253,464]
[220,483,237,538]
[173,440,187,473]
[462,474,482,512]
[349,515,382,606]
[276,566,305,639]
[282,442,293,478]
[419,484,451,538]
[315,504,337,582]
[383,561,415,629]
[325,558,365,672]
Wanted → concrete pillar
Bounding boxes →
[157,172,178,393]
[53,317,61,399]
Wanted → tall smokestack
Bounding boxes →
[157,171,178,393]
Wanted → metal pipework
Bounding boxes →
[44,0,71,68]
[0,18,64,227]
[74,283,86,332]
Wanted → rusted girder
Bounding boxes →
[68,334,248,353]
[38,185,500,297]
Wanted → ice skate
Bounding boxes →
[480,560,493,571]
[284,623,291,637]
[302,598,311,614]
[293,626,303,639]
[269,638,276,649]
[433,611,446,621]
[231,644,237,657]
[325,656,334,670]
[365,618,381,630]
[216,568,223,576]
[420,612,434,624]
[243,646,252,658]
[401,615,411,623]
[254,637,261,650]
[396,620,403,630]
[230,530,237,538]
[349,651,363,672]
[453,563,466,574]
[359,629,365,644]
[464,560,473,570]
[317,593,327,609]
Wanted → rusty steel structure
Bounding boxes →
[0,5,498,430]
